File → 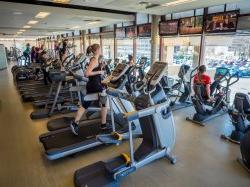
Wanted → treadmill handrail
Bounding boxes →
[124,100,171,122]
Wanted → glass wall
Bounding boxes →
[117,39,133,60]
[162,36,201,76]
[74,37,81,55]
[90,34,100,45]
[102,33,114,60]
[204,35,250,96]
[136,37,151,62]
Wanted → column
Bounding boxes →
[151,15,160,63]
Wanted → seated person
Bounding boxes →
[193,65,213,102]
[70,44,109,136]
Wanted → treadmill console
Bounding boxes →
[109,63,129,82]
[143,62,168,86]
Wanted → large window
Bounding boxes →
[74,37,81,55]
[102,34,114,60]
[204,35,250,98]
[117,39,133,60]
[90,35,100,45]
[136,38,151,62]
[162,36,201,76]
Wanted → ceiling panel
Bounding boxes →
[0,1,133,38]
[42,0,244,15]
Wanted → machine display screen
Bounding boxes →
[145,62,167,84]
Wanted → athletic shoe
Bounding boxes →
[70,121,79,136]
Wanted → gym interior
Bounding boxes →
[0,0,249,187]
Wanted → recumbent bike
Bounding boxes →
[186,67,239,126]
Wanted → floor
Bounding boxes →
[0,67,249,187]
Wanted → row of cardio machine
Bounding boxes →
[12,53,250,186]
[13,54,176,186]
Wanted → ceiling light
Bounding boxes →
[23,25,31,29]
[71,26,80,29]
[87,21,100,25]
[19,29,26,32]
[17,32,23,34]
[162,0,196,7]
[53,0,71,3]
[13,11,23,15]
[35,12,51,19]
[28,20,38,24]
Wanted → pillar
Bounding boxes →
[81,30,86,53]
[151,15,160,63]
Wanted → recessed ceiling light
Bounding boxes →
[23,25,31,29]
[87,21,100,25]
[28,20,38,25]
[162,0,196,7]
[19,29,26,32]
[35,12,51,19]
[13,11,23,15]
[82,0,99,3]
[53,0,71,3]
[71,26,80,29]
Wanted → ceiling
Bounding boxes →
[0,1,134,38]
[41,0,243,15]
[0,0,250,39]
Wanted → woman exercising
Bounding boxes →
[193,65,212,101]
[70,44,108,136]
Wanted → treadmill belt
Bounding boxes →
[40,121,112,151]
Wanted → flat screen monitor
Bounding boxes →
[159,20,179,36]
[179,16,203,35]
[116,27,125,39]
[205,11,239,33]
[125,26,136,38]
[137,24,151,37]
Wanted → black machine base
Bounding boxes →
[186,110,227,126]
[237,158,250,174]
[74,161,118,187]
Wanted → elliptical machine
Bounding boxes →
[186,67,239,126]
[166,65,198,111]
[221,93,250,144]
[74,62,176,187]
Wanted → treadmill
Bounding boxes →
[39,63,141,160]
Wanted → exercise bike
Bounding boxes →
[221,93,250,144]
[186,67,239,126]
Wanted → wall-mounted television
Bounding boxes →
[179,16,203,35]
[205,11,239,33]
[125,26,136,38]
[116,27,126,39]
[137,24,151,37]
[159,20,179,36]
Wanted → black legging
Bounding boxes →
[42,68,51,85]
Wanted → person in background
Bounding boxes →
[193,65,213,102]
[23,43,30,65]
[70,44,109,136]
[60,39,68,62]
[128,54,134,66]
[30,46,36,63]
[38,50,51,85]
